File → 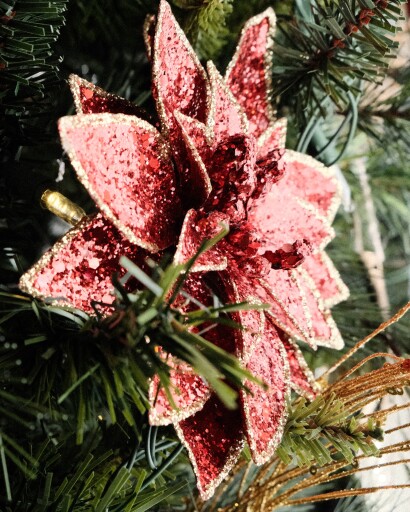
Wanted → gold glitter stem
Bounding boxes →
[41,189,86,226]
[321,301,410,380]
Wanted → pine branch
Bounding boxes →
[173,0,234,59]
[276,394,382,468]
[273,0,404,125]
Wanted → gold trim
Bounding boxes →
[58,113,175,253]
[225,8,277,125]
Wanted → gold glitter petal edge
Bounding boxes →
[320,251,350,308]
[242,339,290,466]
[259,276,316,350]
[19,215,97,311]
[68,74,137,116]
[143,14,156,61]
[285,150,342,223]
[257,117,287,151]
[148,379,212,427]
[153,0,211,136]
[174,111,212,198]
[296,266,344,350]
[58,113,172,254]
[207,61,249,135]
[225,7,277,124]
[174,423,245,501]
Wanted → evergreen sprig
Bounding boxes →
[276,393,382,467]
[272,0,404,125]
[0,236,266,505]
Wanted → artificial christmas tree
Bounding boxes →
[1,0,409,510]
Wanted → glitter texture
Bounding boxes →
[19,1,349,500]
[176,394,244,500]
[19,214,146,313]
[59,114,181,252]
[149,356,211,426]
[241,320,289,464]
[69,74,151,120]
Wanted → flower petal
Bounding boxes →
[19,214,147,314]
[241,320,289,465]
[262,269,316,348]
[225,8,276,138]
[174,209,228,271]
[283,150,341,221]
[293,267,344,349]
[257,118,287,158]
[59,113,182,252]
[212,271,265,362]
[248,180,334,255]
[176,394,244,500]
[174,111,212,205]
[149,358,211,426]
[302,252,349,308]
[68,74,149,119]
[207,61,248,142]
[153,0,209,130]
[279,333,318,399]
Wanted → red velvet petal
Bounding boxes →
[149,358,211,426]
[294,267,344,349]
[153,0,209,129]
[248,180,334,256]
[174,209,228,271]
[207,61,247,142]
[68,75,150,120]
[59,114,181,252]
[302,252,349,308]
[257,118,287,158]
[226,9,276,138]
[279,333,318,399]
[19,214,147,314]
[241,320,289,464]
[283,151,341,221]
[176,394,244,500]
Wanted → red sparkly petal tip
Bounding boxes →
[153,0,209,131]
[143,14,156,61]
[248,183,334,256]
[283,151,341,221]
[174,111,212,206]
[59,114,182,253]
[279,333,318,399]
[226,8,276,138]
[68,75,150,120]
[174,209,228,271]
[19,214,146,314]
[212,271,265,361]
[263,269,317,348]
[241,320,289,465]
[257,118,287,158]
[302,252,349,309]
[176,394,244,500]
[207,61,248,142]
[294,267,344,349]
[149,359,211,426]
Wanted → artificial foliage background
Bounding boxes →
[0,0,410,511]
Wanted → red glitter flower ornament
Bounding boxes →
[19,0,349,499]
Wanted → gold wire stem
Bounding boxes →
[41,189,86,226]
[322,301,410,379]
